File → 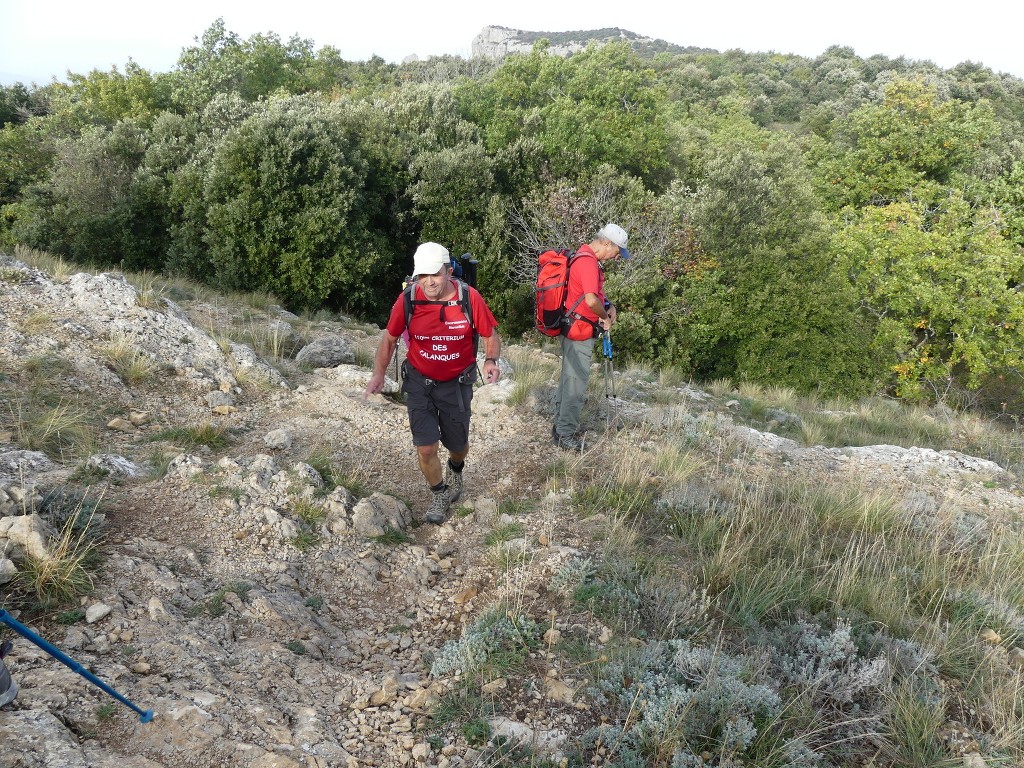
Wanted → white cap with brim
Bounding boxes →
[598,223,631,259]
[412,242,451,277]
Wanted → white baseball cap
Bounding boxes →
[412,242,451,277]
[597,223,631,259]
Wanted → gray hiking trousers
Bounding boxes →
[554,335,595,438]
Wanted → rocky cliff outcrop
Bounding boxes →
[470,24,695,60]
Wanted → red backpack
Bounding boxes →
[535,249,586,336]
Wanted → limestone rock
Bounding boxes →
[85,602,113,624]
[470,25,650,60]
[481,677,507,694]
[331,364,399,394]
[369,669,399,706]
[0,709,140,768]
[350,493,411,537]
[473,497,498,526]
[86,454,140,477]
[471,378,515,415]
[295,334,355,368]
[544,677,575,704]
[263,429,293,450]
[1008,647,1024,669]
[0,450,56,482]
[166,454,205,477]
[206,391,235,408]
[0,513,54,561]
[488,716,567,755]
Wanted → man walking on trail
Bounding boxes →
[553,223,630,451]
[365,242,502,523]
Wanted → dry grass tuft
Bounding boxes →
[18,503,101,608]
[103,333,156,386]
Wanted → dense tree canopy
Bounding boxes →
[2,21,1024,409]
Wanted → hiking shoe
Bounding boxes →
[553,432,584,452]
[444,463,464,504]
[425,485,453,524]
[553,424,587,442]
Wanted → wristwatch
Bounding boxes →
[485,358,498,365]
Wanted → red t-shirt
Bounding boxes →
[564,245,606,340]
[386,283,498,381]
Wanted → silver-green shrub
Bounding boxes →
[429,606,541,678]
[776,619,890,708]
[590,639,781,763]
[548,555,596,597]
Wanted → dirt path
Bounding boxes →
[87,355,563,767]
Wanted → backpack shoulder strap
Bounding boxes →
[455,280,476,336]
[563,250,590,314]
[403,282,417,330]
[404,280,477,337]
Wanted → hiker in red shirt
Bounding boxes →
[553,223,630,451]
[365,243,502,523]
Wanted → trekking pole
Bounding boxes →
[0,609,154,722]
[601,331,617,430]
[602,332,616,397]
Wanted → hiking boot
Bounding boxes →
[425,485,453,524]
[553,425,586,441]
[553,432,584,452]
[444,462,463,504]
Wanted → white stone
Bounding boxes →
[0,557,17,584]
[0,514,54,561]
[263,429,293,450]
[85,602,112,624]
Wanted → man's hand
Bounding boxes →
[364,372,385,398]
[483,360,501,384]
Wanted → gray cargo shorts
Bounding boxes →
[401,360,476,450]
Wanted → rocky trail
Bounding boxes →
[1,256,1023,768]
[0,259,603,768]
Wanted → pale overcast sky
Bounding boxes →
[1,0,1021,86]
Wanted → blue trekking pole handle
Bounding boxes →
[602,332,613,359]
[0,609,154,723]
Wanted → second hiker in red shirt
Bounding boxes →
[553,223,630,451]
[365,242,502,523]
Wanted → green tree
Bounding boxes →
[456,42,669,188]
[202,96,398,314]
[48,61,169,128]
[987,161,1024,251]
[0,82,47,128]
[137,95,261,281]
[169,19,336,112]
[0,116,59,239]
[392,85,497,256]
[12,120,161,269]
[838,195,1024,400]
[681,121,875,392]
[812,77,1000,210]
